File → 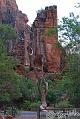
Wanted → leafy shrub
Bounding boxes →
[46,90,57,104]
[30,102,40,111]
[22,100,40,111]
[56,100,72,108]
[22,101,31,110]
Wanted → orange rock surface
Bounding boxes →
[31,6,65,73]
[0,1,66,75]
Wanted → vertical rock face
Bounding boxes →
[0,1,65,74]
[15,11,30,65]
[0,0,30,65]
[0,0,18,25]
[31,6,65,73]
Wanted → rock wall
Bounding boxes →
[0,0,65,74]
[31,6,65,73]
[0,0,30,65]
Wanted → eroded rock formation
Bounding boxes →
[31,6,65,73]
[0,0,30,65]
[0,0,66,76]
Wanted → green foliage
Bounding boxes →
[0,58,22,104]
[56,100,72,108]
[58,13,80,52]
[46,90,57,104]
[0,24,39,107]
[0,24,16,40]
[0,93,11,103]
[22,100,31,110]
[57,9,80,107]
[22,100,40,111]
[30,101,40,111]
[44,27,58,37]
[44,53,80,108]
[0,24,22,105]
[20,78,38,101]
[44,75,60,105]
[55,54,80,107]
[54,42,62,48]
[0,24,16,54]
[68,55,80,107]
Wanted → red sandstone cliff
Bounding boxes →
[0,1,66,76]
[31,6,65,73]
[0,0,30,65]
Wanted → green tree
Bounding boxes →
[0,24,16,54]
[58,13,80,53]
[20,78,38,101]
[57,11,80,107]
[0,24,22,106]
[56,54,80,107]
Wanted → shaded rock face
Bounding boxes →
[31,6,65,73]
[0,0,17,25]
[0,0,30,65]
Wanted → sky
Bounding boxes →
[16,0,80,25]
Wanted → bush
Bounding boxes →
[21,100,40,111]
[22,101,31,110]
[46,90,57,104]
[55,100,72,108]
[30,102,40,111]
